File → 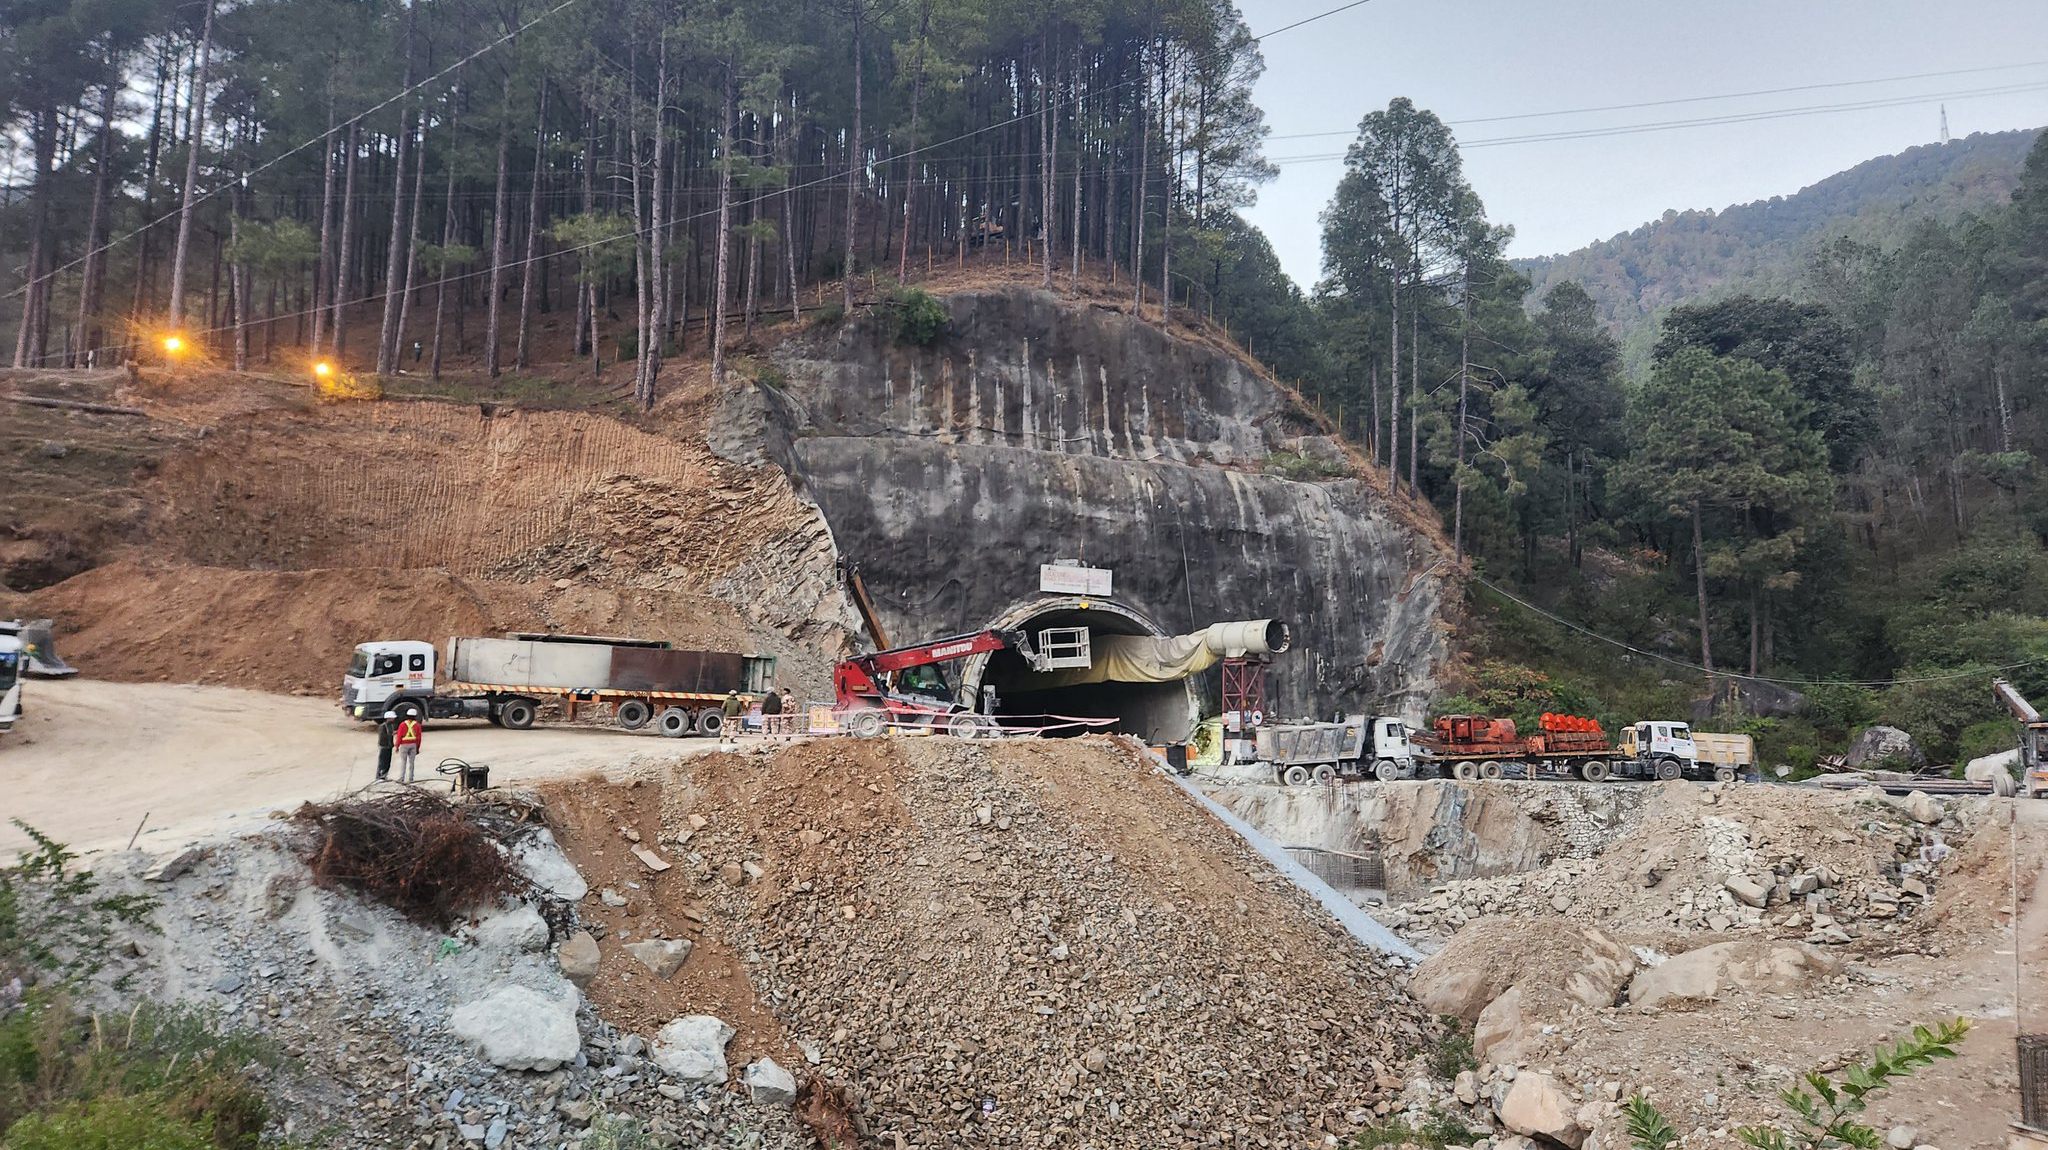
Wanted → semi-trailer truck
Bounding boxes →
[343,634,776,737]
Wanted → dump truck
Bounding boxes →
[1683,732,1754,782]
[1419,714,1701,782]
[1257,715,1425,784]
[343,634,776,737]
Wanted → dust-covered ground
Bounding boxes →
[0,678,724,858]
[1216,776,2048,1150]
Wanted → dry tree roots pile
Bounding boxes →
[293,789,534,926]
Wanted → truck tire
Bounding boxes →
[498,698,537,730]
[1655,759,1682,782]
[848,710,885,739]
[1579,761,1610,783]
[1714,765,1738,784]
[656,707,692,738]
[696,708,726,737]
[616,699,653,730]
[1479,762,1505,781]
[1453,761,1479,782]
[1374,759,1400,783]
[1312,764,1337,786]
[1282,765,1311,786]
[947,714,988,739]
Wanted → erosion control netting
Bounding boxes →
[293,789,537,926]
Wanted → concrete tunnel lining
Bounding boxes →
[959,595,1201,744]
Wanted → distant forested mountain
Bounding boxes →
[1518,128,2042,369]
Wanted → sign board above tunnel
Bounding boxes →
[1040,563,1113,597]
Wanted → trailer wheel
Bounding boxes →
[1579,761,1610,783]
[1655,759,1682,782]
[1479,762,1505,781]
[1714,765,1738,784]
[848,710,886,739]
[1312,764,1336,786]
[947,714,988,739]
[1374,759,1400,783]
[1452,760,1479,782]
[656,707,692,738]
[1282,765,1311,786]
[616,699,653,730]
[498,699,537,730]
[692,708,724,737]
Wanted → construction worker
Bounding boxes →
[760,686,784,733]
[720,688,745,735]
[394,711,425,782]
[375,711,396,781]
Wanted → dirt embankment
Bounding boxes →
[538,737,1434,1147]
[10,370,855,695]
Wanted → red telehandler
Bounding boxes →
[832,627,1051,738]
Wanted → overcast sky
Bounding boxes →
[1234,0,2048,288]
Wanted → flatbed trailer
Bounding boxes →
[1417,715,1711,783]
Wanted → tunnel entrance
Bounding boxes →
[960,599,1200,744]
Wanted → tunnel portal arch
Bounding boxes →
[958,595,1201,744]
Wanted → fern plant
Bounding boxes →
[1625,1018,1969,1150]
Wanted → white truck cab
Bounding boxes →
[1621,721,1699,779]
[0,631,22,733]
[1369,716,1423,779]
[343,640,437,719]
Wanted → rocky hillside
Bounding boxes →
[738,284,1450,724]
[7,273,1451,731]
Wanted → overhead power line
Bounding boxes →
[1267,78,2048,163]
[1266,57,2048,140]
[1471,574,2040,688]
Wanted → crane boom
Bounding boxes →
[1995,678,2041,724]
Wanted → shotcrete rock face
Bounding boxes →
[963,599,1199,744]
[758,286,1450,723]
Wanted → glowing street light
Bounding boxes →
[313,361,333,378]
[162,335,186,354]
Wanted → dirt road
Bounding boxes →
[1,679,713,858]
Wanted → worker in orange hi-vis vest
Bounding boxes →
[394,712,425,783]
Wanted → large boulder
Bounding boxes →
[1473,984,1529,1064]
[1499,1072,1586,1149]
[744,1057,798,1106]
[653,1015,735,1085]
[474,904,550,953]
[1844,726,1926,769]
[449,985,581,1071]
[557,931,601,986]
[624,938,693,979]
[1629,939,1839,1011]
[1965,748,2020,790]
[1409,917,1637,1021]
[512,829,589,902]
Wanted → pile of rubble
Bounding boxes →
[90,831,816,1150]
[623,736,1435,1146]
[1372,784,1976,951]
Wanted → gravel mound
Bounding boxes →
[636,736,1433,1145]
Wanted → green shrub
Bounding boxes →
[1625,1018,1967,1150]
[581,1113,659,1150]
[1425,1015,1477,1081]
[1,823,156,988]
[1956,718,2019,766]
[3,1092,218,1150]
[1351,1109,1471,1149]
[808,302,845,327]
[883,287,948,346]
[1263,450,1349,481]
